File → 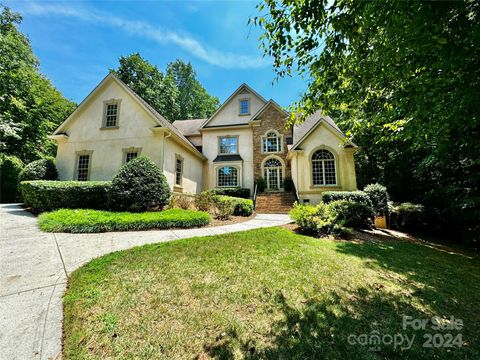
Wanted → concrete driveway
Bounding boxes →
[0,204,292,359]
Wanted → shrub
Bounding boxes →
[20,180,111,211]
[328,200,374,229]
[217,195,253,216]
[208,187,251,199]
[283,176,294,192]
[18,157,58,183]
[194,191,216,213]
[213,196,235,220]
[0,154,24,202]
[322,191,372,207]
[290,202,347,236]
[168,193,195,210]
[363,183,389,216]
[108,156,171,211]
[39,208,211,233]
[390,202,424,231]
[255,177,267,193]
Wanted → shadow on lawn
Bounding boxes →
[204,234,480,360]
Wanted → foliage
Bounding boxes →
[207,187,251,199]
[20,180,110,212]
[112,54,219,121]
[168,193,195,210]
[290,202,347,236]
[108,156,171,211]
[328,200,374,229]
[213,195,235,220]
[283,176,294,192]
[39,208,211,233]
[194,191,217,213]
[253,1,480,242]
[0,154,23,202]
[216,195,254,217]
[363,183,390,216]
[18,157,57,182]
[390,202,425,231]
[194,191,253,218]
[321,191,372,207]
[0,6,76,162]
[255,176,267,193]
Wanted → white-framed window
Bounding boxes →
[125,152,138,163]
[175,156,183,187]
[75,153,91,181]
[239,99,250,115]
[262,130,282,153]
[122,147,141,164]
[312,149,336,186]
[217,166,239,187]
[219,136,238,154]
[102,99,121,128]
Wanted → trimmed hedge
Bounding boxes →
[39,208,211,233]
[208,188,251,199]
[328,200,374,229]
[20,180,111,211]
[0,154,24,202]
[216,195,254,216]
[363,183,389,216]
[19,157,58,182]
[321,191,372,207]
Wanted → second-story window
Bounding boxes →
[262,131,282,153]
[103,100,120,128]
[239,99,250,115]
[219,137,238,154]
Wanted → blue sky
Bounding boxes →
[7,0,307,107]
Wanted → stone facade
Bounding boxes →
[252,105,293,181]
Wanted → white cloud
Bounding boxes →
[20,2,268,69]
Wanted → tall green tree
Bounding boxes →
[166,59,219,119]
[0,6,76,162]
[253,0,480,240]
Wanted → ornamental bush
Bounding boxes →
[322,190,372,207]
[390,202,424,231]
[255,177,267,193]
[363,183,390,216]
[108,156,171,211]
[216,195,253,216]
[19,157,58,183]
[0,154,24,202]
[290,202,349,236]
[20,180,111,211]
[214,196,236,220]
[194,191,217,212]
[328,200,374,229]
[208,187,251,199]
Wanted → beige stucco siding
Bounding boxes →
[206,92,265,127]
[201,128,254,191]
[291,123,357,204]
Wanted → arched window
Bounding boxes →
[312,149,336,185]
[263,157,283,190]
[217,166,239,187]
[262,131,282,153]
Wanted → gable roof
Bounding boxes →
[291,111,357,150]
[251,99,290,120]
[200,83,267,128]
[172,118,205,136]
[52,73,205,159]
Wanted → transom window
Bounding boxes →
[262,131,282,153]
[217,166,239,187]
[125,152,138,163]
[219,137,238,154]
[76,155,90,181]
[312,149,336,186]
[175,157,183,186]
[239,99,250,115]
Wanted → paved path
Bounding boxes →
[0,204,291,359]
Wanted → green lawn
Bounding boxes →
[64,227,480,359]
[39,208,211,233]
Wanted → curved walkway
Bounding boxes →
[0,204,291,359]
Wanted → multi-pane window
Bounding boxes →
[76,155,90,181]
[104,103,118,127]
[312,149,336,185]
[219,137,238,154]
[239,99,249,115]
[175,158,183,186]
[263,158,283,190]
[125,152,138,163]
[262,131,281,153]
[217,166,238,187]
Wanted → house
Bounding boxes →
[50,73,358,208]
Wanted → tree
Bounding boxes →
[253,0,480,240]
[0,6,76,162]
[166,59,219,119]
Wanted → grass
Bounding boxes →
[63,227,480,359]
[39,208,211,233]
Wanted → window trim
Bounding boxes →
[74,150,93,181]
[215,164,242,188]
[122,147,142,164]
[261,129,284,154]
[309,147,339,187]
[174,154,184,189]
[261,155,285,190]
[101,99,122,129]
[218,135,239,155]
[238,98,250,116]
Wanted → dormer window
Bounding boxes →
[239,99,250,115]
[102,100,121,128]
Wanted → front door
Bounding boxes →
[263,158,283,191]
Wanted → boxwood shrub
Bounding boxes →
[39,208,211,233]
[208,187,251,199]
[20,180,111,212]
[18,157,58,182]
[0,154,24,202]
[363,183,390,216]
[216,195,254,216]
[321,190,372,207]
[328,200,374,229]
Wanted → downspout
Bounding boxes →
[295,151,300,202]
[161,130,172,172]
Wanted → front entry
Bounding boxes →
[263,158,283,191]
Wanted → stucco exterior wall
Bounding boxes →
[291,123,357,204]
[201,128,254,191]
